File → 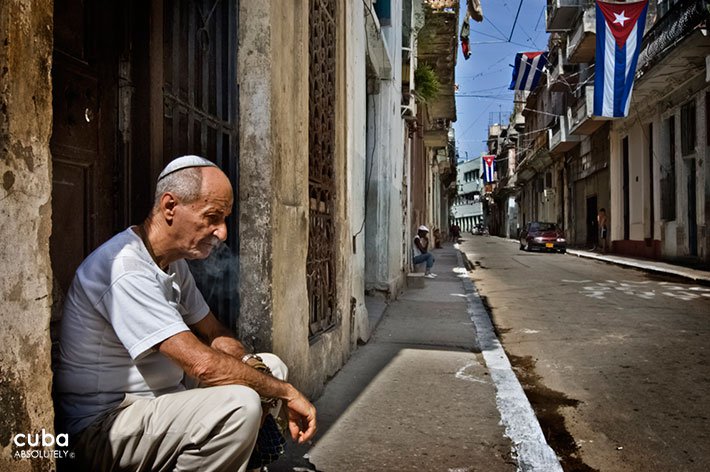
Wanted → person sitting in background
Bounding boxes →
[433,227,442,248]
[413,225,437,278]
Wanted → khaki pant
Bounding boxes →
[70,354,287,472]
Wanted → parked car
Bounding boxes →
[519,222,566,253]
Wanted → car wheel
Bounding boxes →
[560,249,566,254]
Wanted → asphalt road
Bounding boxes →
[459,236,710,472]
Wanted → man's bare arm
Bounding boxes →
[157,330,317,443]
[189,311,248,359]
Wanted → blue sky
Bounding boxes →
[453,0,549,160]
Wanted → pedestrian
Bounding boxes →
[451,223,461,241]
[433,227,442,248]
[55,155,316,472]
[413,225,437,278]
[598,208,609,253]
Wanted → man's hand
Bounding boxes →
[284,389,317,443]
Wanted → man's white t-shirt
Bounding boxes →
[55,228,210,434]
[413,235,425,257]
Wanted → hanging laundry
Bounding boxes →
[460,15,471,60]
[467,0,484,23]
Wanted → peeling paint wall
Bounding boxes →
[0,1,55,470]
[346,3,370,343]
[238,0,355,398]
[364,0,407,297]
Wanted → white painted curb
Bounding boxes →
[455,250,563,472]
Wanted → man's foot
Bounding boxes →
[424,273,436,279]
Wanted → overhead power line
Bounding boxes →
[508,0,524,42]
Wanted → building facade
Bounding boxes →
[0,1,459,469]
[508,0,708,266]
[452,157,484,232]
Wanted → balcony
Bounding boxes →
[548,113,580,154]
[568,85,608,135]
[546,0,582,32]
[459,179,483,195]
[515,131,550,183]
[634,0,710,104]
[451,202,483,219]
[547,47,574,92]
[567,7,595,63]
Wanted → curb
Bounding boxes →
[566,249,710,285]
[455,248,564,472]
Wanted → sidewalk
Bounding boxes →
[566,248,710,284]
[271,244,560,472]
[497,236,710,284]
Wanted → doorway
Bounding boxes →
[50,0,121,294]
[687,159,697,256]
[586,195,597,248]
[622,136,630,240]
[51,0,241,329]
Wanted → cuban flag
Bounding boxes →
[593,0,649,118]
[509,52,548,91]
[482,155,495,183]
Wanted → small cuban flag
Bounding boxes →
[509,52,548,91]
[482,155,495,183]
[593,0,649,118]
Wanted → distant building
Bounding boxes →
[451,157,484,232]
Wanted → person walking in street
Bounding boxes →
[413,225,437,278]
[55,155,316,472]
[598,208,609,253]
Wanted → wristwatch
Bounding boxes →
[241,353,263,364]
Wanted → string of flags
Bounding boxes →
[502,0,648,119]
[460,0,650,129]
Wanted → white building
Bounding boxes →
[451,157,484,232]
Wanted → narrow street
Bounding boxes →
[459,236,710,471]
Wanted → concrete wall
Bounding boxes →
[0,1,56,470]
[238,0,353,397]
[346,3,369,342]
[365,0,406,296]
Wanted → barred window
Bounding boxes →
[307,0,337,338]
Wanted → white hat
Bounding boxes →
[418,225,429,232]
[158,155,218,181]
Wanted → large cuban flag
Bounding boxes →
[593,0,649,118]
[509,52,548,91]
[482,155,495,183]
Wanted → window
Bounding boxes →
[307,0,337,338]
[660,116,676,221]
[473,169,480,180]
[680,100,696,156]
[657,0,680,18]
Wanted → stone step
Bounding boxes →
[406,272,426,289]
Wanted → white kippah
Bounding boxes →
[418,225,429,232]
[157,155,218,181]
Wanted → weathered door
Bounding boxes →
[50,0,120,294]
[687,159,697,256]
[586,195,597,247]
[150,0,240,329]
